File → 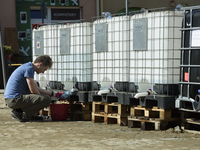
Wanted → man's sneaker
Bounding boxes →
[10,110,29,122]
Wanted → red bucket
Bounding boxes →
[50,104,70,121]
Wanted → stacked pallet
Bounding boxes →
[128,105,180,130]
[92,101,130,126]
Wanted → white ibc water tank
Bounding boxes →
[129,10,183,91]
[32,24,62,88]
[92,16,130,88]
[33,22,93,90]
[57,22,93,89]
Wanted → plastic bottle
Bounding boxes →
[70,85,78,92]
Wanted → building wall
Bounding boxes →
[0,0,96,45]
[0,0,16,45]
[0,0,199,46]
[101,0,200,14]
[80,0,97,21]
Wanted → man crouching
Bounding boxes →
[4,55,63,122]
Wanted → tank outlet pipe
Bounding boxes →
[98,90,110,95]
[188,96,200,111]
[195,95,200,103]
[134,88,153,99]
[134,92,148,99]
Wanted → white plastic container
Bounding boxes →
[92,15,130,88]
[129,10,183,91]
[33,22,93,90]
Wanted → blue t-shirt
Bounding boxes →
[4,62,34,99]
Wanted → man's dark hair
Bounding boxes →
[34,55,53,69]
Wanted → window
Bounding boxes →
[18,31,26,40]
[30,10,44,19]
[51,0,55,5]
[20,12,27,23]
[60,0,66,5]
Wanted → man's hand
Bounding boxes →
[54,92,65,99]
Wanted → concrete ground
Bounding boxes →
[0,91,200,150]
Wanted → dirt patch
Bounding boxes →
[0,94,200,150]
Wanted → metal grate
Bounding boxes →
[176,5,200,110]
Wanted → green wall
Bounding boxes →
[15,0,79,63]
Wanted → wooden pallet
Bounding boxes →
[127,116,175,131]
[130,105,180,120]
[180,109,200,120]
[92,101,129,126]
[70,102,92,121]
[128,105,180,130]
[180,109,200,134]
[181,118,200,134]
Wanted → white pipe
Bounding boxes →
[98,90,109,95]
[134,92,148,99]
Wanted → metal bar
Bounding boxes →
[180,5,200,10]
[187,8,193,99]
[180,27,200,31]
[179,82,200,85]
[179,65,200,67]
[0,20,7,88]
[177,97,193,102]
[180,9,186,98]
[96,0,99,17]
[179,47,200,50]
[125,0,129,15]
[41,0,44,23]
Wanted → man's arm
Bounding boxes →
[35,81,52,96]
[26,77,52,96]
[26,77,40,94]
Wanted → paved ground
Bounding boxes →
[0,92,200,150]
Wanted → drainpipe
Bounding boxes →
[41,0,44,23]
[80,7,82,20]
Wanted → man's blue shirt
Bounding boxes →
[4,62,34,99]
